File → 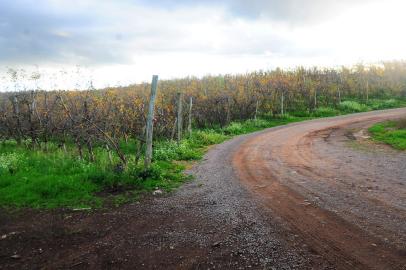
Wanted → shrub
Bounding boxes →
[189,130,229,146]
[154,140,202,161]
[313,107,340,117]
[290,110,312,117]
[153,141,180,161]
[369,99,399,110]
[224,122,244,135]
[0,152,25,175]
[338,101,369,112]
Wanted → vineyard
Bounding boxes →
[1,61,406,208]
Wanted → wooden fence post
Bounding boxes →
[226,96,231,124]
[254,99,259,120]
[281,91,284,116]
[170,118,177,141]
[177,92,183,144]
[144,75,158,168]
[187,96,193,137]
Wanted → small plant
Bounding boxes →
[0,152,25,175]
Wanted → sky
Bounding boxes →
[1,0,406,90]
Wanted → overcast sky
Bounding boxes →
[1,0,406,90]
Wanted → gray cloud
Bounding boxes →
[143,0,378,23]
[0,0,380,67]
[226,0,378,22]
[0,0,132,65]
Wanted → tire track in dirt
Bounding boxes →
[233,108,406,270]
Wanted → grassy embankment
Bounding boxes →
[0,99,405,209]
[369,118,406,150]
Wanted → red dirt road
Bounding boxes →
[233,108,406,270]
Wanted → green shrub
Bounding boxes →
[129,161,187,191]
[0,152,25,175]
[338,101,369,112]
[290,110,312,117]
[224,122,244,135]
[313,107,340,117]
[369,99,400,110]
[154,140,202,161]
[189,130,229,146]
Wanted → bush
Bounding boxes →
[154,140,202,161]
[224,122,244,135]
[128,161,187,192]
[369,99,400,110]
[338,101,369,113]
[189,130,229,146]
[313,107,340,117]
[290,110,312,117]
[0,152,25,175]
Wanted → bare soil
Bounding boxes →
[1,108,405,269]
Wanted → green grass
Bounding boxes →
[0,98,405,209]
[0,116,308,209]
[0,141,188,209]
[368,119,406,150]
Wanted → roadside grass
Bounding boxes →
[368,119,406,150]
[0,116,307,209]
[0,98,405,209]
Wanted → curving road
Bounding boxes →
[233,108,406,270]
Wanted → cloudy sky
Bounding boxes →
[1,0,406,89]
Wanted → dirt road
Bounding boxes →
[1,109,405,269]
[234,108,406,270]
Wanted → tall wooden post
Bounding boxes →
[337,73,342,104]
[144,75,158,168]
[366,79,369,102]
[314,89,317,109]
[254,99,259,120]
[226,96,231,124]
[187,96,193,137]
[177,92,183,144]
[11,95,21,145]
[281,91,284,116]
